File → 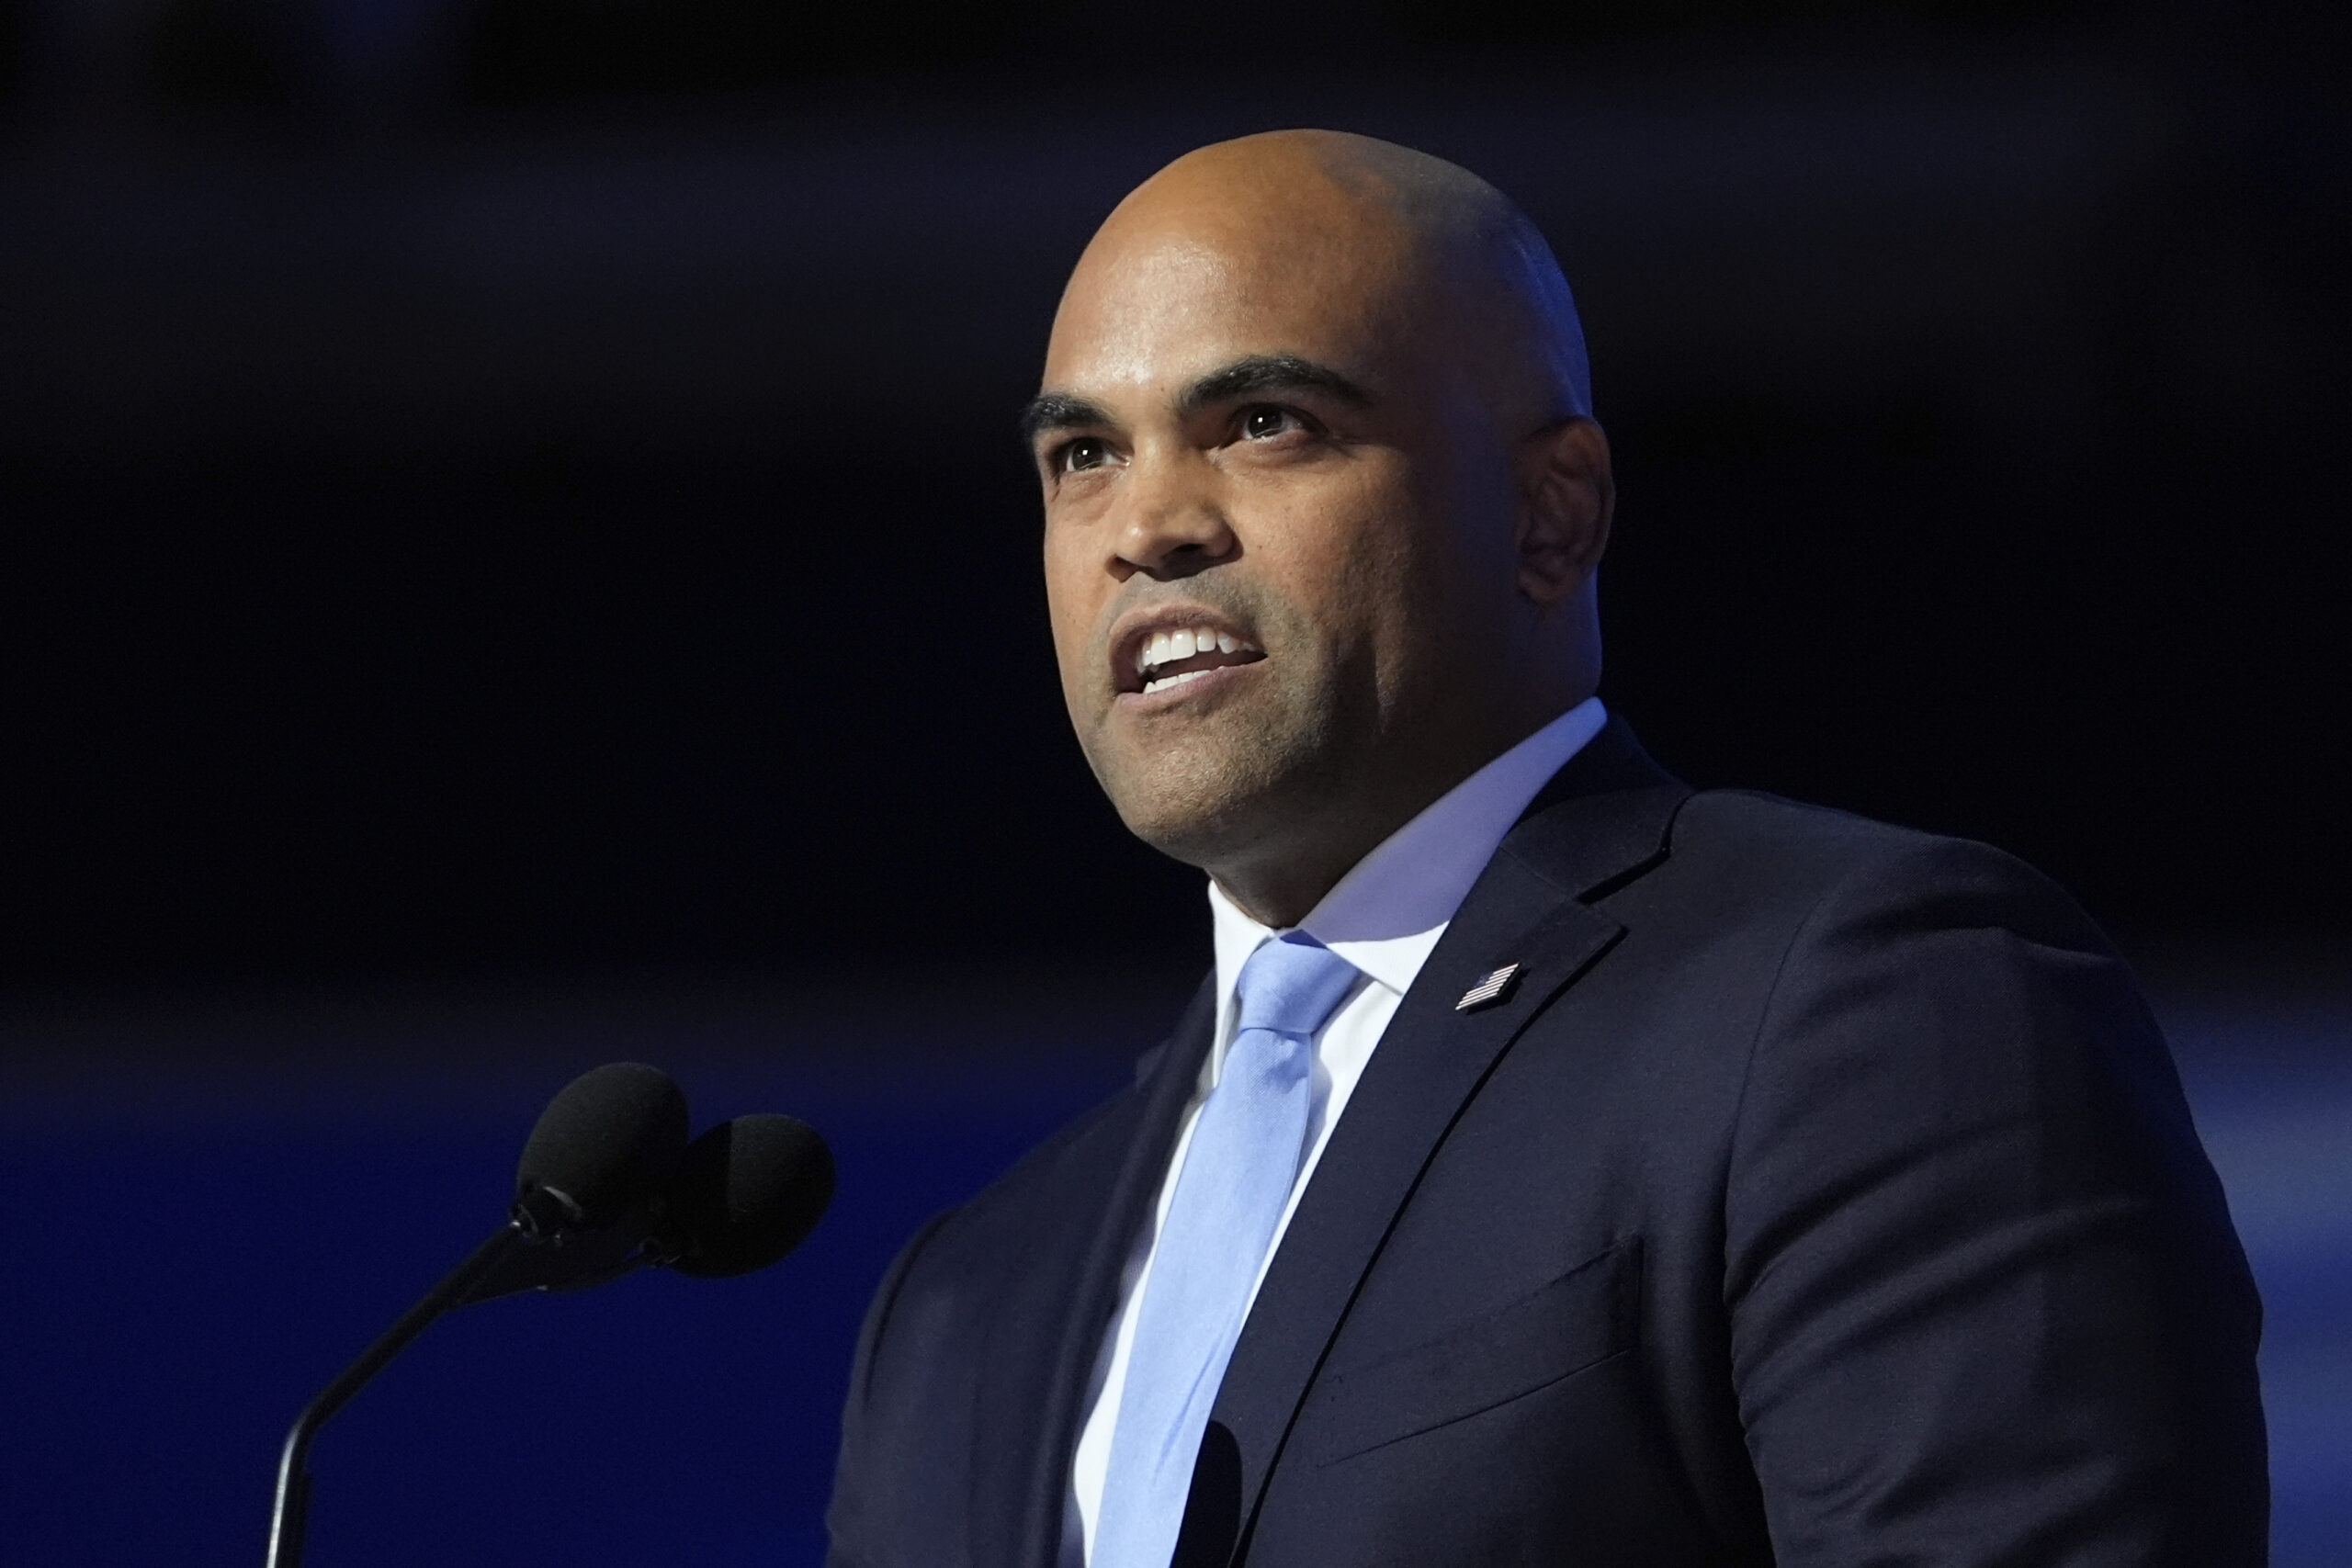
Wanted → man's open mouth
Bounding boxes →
[1123,623,1267,695]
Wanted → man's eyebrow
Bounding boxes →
[1018,391,1114,446]
[1178,355,1374,414]
[1016,355,1372,447]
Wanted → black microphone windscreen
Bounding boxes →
[664,1114,835,1279]
[515,1063,691,1228]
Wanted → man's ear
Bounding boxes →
[1513,418,1614,605]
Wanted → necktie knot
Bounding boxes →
[1231,933,1361,1042]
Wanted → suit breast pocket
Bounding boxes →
[1304,1236,1642,1466]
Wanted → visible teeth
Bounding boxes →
[1143,668,1214,695]
[1133,624,1261,686]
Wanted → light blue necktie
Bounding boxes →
[1092,932,1362,1568]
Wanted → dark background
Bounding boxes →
[1,0,2345,1563]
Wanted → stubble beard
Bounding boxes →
[1088,659,1362,886]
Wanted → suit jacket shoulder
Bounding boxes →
[1477,782,2267,1565]
[830,730,2268,1568]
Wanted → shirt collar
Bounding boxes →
[1209,696,1609,1007]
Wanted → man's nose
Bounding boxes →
[1110,454,1238,581]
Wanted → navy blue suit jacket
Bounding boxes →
[826,720,2267,1566]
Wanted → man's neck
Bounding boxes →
[1206,697,1610,931]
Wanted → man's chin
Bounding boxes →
[1095,766,1254,864]
[1082,694,1351,871]
[1109,789,1249,871]
[1100,757,1335,882]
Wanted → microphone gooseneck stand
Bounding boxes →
[265,1188,668,1568]
[258,1064,831,1568]
[266,1223,528,1568]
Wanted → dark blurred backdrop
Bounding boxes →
[1,1,2345,1563]
[4,0,2346,987]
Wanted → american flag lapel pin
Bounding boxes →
[1455,962,1521,1012]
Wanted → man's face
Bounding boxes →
[1033,208,1524,899]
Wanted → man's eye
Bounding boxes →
[1057,437,1113,473]
[1239,406,1302,441]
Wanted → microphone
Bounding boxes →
[516,1060,692,1231]
[661,1113,837,1278]
[263,1064,832,1568]
[458,1061,697,1303]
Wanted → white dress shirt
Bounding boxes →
[1060,696,1609,1565]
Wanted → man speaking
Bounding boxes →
[824,131,2266,1566]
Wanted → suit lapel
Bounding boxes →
[972,972,1220,1568]
[1202,718,1690,1557]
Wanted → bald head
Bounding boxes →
[1034,131,1614,925]
[1068,130,1592,426]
